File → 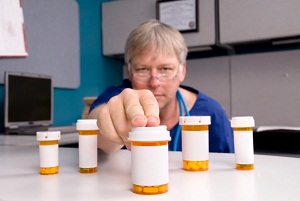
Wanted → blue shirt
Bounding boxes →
[90,79,234,153]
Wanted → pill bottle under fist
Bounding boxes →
[128,126,171,195]
[179,116,211,171]
[36,131,61,175]
[231,116,255,170]
[76,119,98,173]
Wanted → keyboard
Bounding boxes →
[5,125,77,135]
[48,125,77,133]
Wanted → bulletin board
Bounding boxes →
[0,0,79,89]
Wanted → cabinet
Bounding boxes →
[102,0,156,57]
[219,0,300,44]
[231,49,300,127]
[102,0,215,57]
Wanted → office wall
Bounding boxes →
[2,0,299,131]
[183,48,300,127]
[183,57,231,117]
[0,0,123,131]
[74,1,300,129]
[0,0,80,88]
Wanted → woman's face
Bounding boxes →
[128,50,186,110]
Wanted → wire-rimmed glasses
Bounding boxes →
[130,63,181,83]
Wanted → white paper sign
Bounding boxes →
[0,0,28,57]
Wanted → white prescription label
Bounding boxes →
[234,131,254,164]
[79,135,97,168]
[182,131,209,161]
[131,145,169,186]
[39,145,58,167]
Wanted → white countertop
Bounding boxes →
[0,146,299,201]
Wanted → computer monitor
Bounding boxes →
[4,71,53,130]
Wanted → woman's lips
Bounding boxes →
[154,94,163,99]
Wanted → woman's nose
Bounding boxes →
[148,75,161,87]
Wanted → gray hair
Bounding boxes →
[124,19,188,67]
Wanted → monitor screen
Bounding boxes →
[4,72,53,128]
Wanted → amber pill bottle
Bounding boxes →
[128,126,171,195]
[231,116,255,170]
[36,131,61,175]
[76,119,98,173]
[179,116,211,171]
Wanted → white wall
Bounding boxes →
[184,49,300,127]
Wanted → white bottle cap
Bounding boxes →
[76,119,98,130]
[36,131,61,141]
[231,116,255,127]
[179,116,211,125]
[128,126,171,142]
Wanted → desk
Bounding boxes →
[0,146,299,201]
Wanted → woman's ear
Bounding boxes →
[179,63,187,82]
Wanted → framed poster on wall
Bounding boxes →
[156,0,198,33]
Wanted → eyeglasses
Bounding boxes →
[130,63,181,83]
[132,73,178,83]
